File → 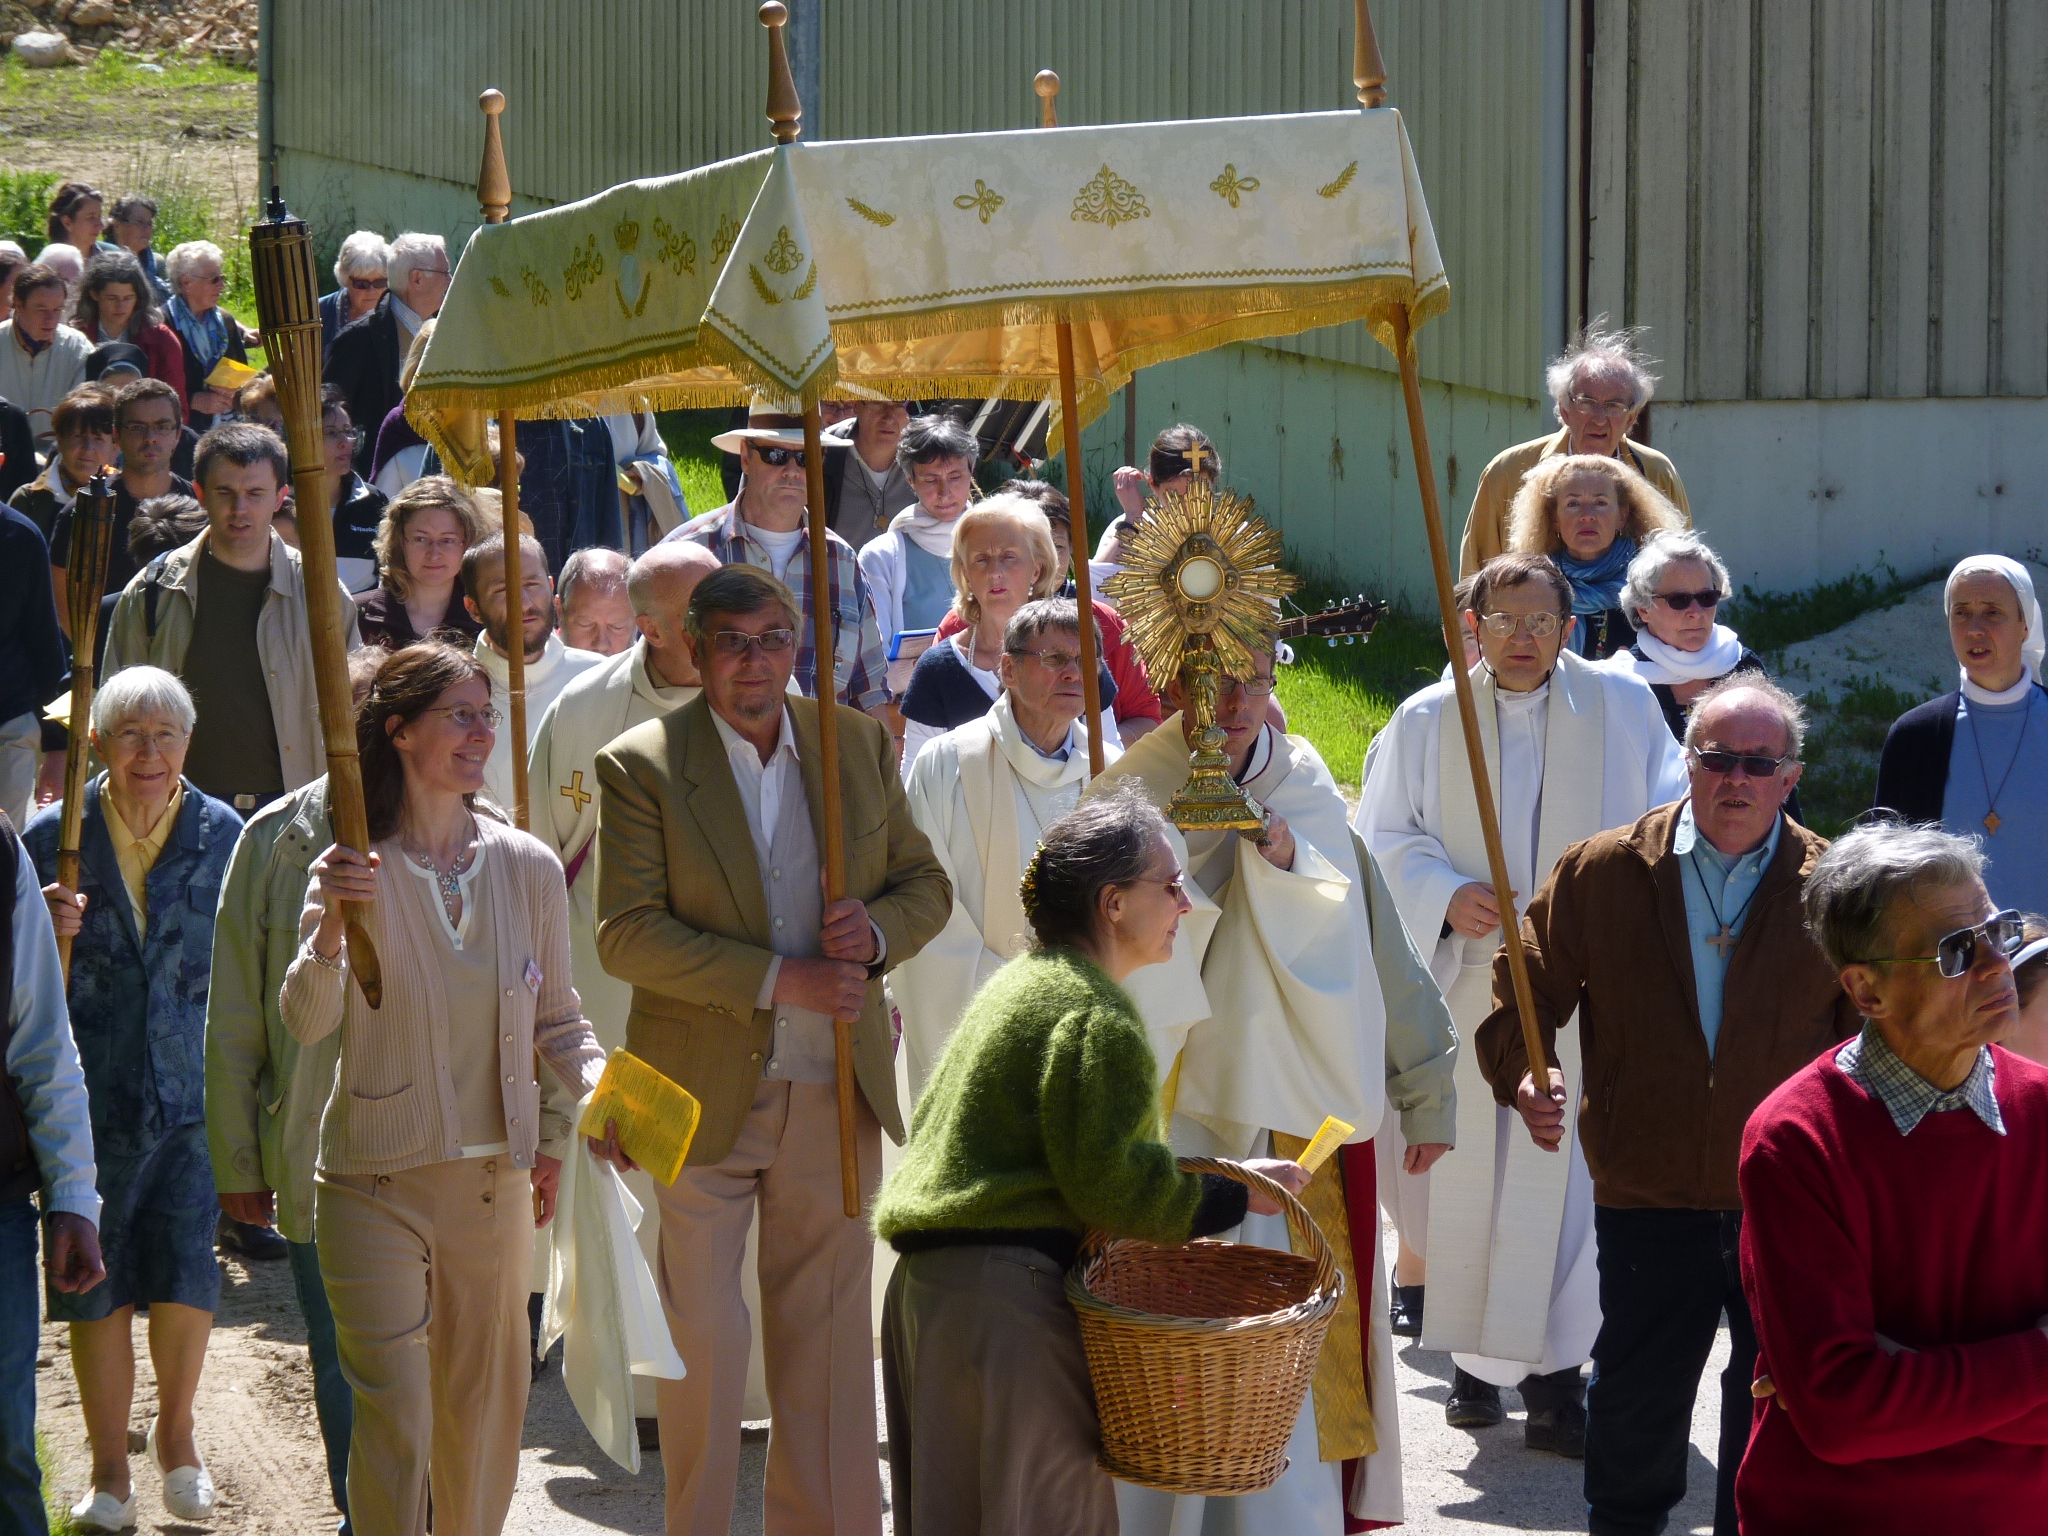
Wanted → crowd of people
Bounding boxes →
[0,162,2038,1536]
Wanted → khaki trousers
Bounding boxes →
[655,1079,882,1536]
[316,1157,534,1536]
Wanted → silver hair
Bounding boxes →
[1802,823,1987,970]
[163,240,224,289]
[1545,316,1661,419]
[384,232,448,292]
[1621,530,1733,625]
[1682,672,1808,760]
[557,546,629,611]
[332,230,392,285]
[91,665,195,737]
[1003,597,1086,653]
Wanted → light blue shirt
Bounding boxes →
[1675,802,1783,1059]
[8,841,100,1221]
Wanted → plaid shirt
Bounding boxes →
[664,500,889,713]
[1836,1024,2005,1137]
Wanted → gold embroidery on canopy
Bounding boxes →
[652,218,696,276]
[563,235,605,301]
[613,215,641,252]
[519,267,552,306]
[1209,164,1260,208]
[791,261,818,301]
[846,197,897,227]
[748,266,783,306]
[711,213,742,268]
[762,226,806,276]
[1072,164,1150,229]
[488,275,512,298]
[1318,161,1359,199]
[953,180,1005,224]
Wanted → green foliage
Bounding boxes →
[38,1428,77,1535]
[0,168,57,251]
[655,408,734,520]
[0,47,253,104]
[1723,565,1925,658]
[1795,674,1930,837]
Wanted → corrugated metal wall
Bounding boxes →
[1586,0,2048,402]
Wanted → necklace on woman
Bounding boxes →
[403,819,479,926]
[1966,699,2034,835]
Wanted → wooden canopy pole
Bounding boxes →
[763,0,860,1219]
[1373,0,1551,1114]
[53,471,115,983]
[250,201,384,1006]
[478,88,530,831]
[1036,69,1107,778]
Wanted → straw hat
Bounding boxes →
[711,396,808,454]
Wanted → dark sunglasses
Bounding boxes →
[751,445,806,468]
[1864,910,2024,980]
[1688,747,1791,778]
[1654,589,1722,611]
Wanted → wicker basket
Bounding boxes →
[1065,1156,1344,1495]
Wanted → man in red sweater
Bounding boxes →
[1737,823,2048,1533]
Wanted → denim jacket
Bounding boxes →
[24,777,237,1159]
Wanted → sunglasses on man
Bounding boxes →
[1688,747,1792,779]
[749,445,807,468]
[1862,910,2025,980]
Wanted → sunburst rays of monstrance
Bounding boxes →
[1104,482,1299,833]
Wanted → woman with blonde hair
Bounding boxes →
[1507,451,1683,660]
[898,493,1117,771]
[284,641,627,1533]
[355,475,489,650]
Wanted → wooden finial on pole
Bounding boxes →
[478,88,511,223]
[761,2,803,144]
[1354,0,1388,108]
[1035,69,1061,128]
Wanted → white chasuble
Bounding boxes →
[893,695,1117,1096]
[1356,649,1687,1376]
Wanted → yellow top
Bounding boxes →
[108,781,183,941]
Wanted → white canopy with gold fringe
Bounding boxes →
[404,107,1446,476]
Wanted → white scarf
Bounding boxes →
[1627,623,1746,686]
[1946,555,2045,703]
[960,693,1092,958]
[888,503,959,559]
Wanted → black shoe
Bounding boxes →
[217,1212,290,1262]
[1389,1284,1425,1338]
[529,1291,548,1381]
[1445,1367,1504,1429]
[1524,1400,1587,1457]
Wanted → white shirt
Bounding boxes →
[1495,680,1549,902]
[747,522,805,583]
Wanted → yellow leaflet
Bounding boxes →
[578,1049,701,1186]
[1298,1114,1355,1174]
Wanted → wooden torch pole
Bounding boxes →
[1036,69,1107,778]
[54,471,115,983]
[478,88,530,832]
[763,0,861,1218]
[249,198,383,1006]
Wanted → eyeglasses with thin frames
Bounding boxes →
[423,704,503,730]
[1477,610,1563,640]
[1861,910,2024,980]
[1566,393,1634,419]
[1007,647,1084,674]
[710,628,797,657]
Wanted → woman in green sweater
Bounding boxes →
[874,785,1308,1535]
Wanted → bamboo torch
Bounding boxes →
[249,192,383,1007]
[54,470,116,981]
[1359,0,1552,1108]
[762,0,861,1219]
[1035,69,1107,779]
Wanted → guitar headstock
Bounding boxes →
[1276,594,1387,647]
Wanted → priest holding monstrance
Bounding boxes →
[1093,478,1458,1532]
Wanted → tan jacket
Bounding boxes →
[103,529,361,792]
[1475,801,1857,1211]
[595,694,952,1164]
[1457,428,1691,578]
[279,817,605,1176]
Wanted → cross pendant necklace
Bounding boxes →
[1689,848,1761,963]
[1706,924,1741,959]
[1966,701,2033,837]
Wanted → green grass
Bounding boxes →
[1723,565,1926,658]
[1794,674,1929,837]
[1277,579,1452,792]
[654,408,732,517]
[38,1429,77,1535]
[0,48,254,113]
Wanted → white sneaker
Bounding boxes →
[68,1486,136,1532]
[148,1416,218,1520]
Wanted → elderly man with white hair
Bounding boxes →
[1459,319,1691,578]
[1736,825,2048,1533]
[555,546,636,657]
[324,230,450,474]
[318,230,390,360]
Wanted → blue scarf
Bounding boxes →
[165,293,230,378]
[1555,538,1636,656]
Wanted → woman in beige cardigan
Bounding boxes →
[283,641,629,1536]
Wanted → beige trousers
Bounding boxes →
[654,1079,883,1536]
[316,1157,534,1536]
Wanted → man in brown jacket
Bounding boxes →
[595,564,951,1536]
[1477,675,1856,1536]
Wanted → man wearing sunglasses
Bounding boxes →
[1357,551,1687,1452]
[1736,824,2048,1533]
[595,562,949,1536]
[664,401,890,727]
[1474,673,1854,1535]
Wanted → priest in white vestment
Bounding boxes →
[895,598,1122,1095]
[1104,645,1459,1535]
[462,529,606,813]
[1356,552,1686,1450]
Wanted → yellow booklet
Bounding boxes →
[1298,1114,1356,1175]
[204,355,261,392]
[578,1049,702,1186]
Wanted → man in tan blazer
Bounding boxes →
[595,563,950,1536]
